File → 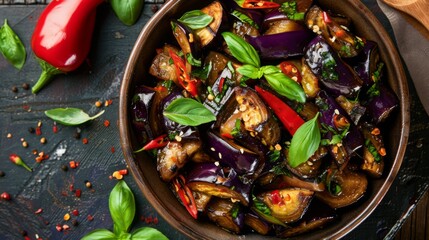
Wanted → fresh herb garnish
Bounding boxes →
[231,10,259,29]
[231,119,242,137]
[45,108,105,126]
[163,98,216,126]
[178,10,213,30]
[0,19,26,70]
[82,181,168,240]
[222,32,261,67]
[288,113,321,168]
[192,61,212,80]
[264,71,306,103]
[186,53,202,67]
[365,139,382,162]
[279,1,305,21]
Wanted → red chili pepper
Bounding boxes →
[31,0,105,93]
[118,169,128,175]
[322,11,332,23]
[255,86,304,135]
[279,61,302,83]
[218,77,225,93]
[270,190,283,205]
[137,134,169,152]
[237,0,280,9]
[173,175,198,219]
[9,154,32,172]
[169,50,199,97]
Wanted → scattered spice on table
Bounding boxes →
[35,152,49,163]
[61,165,68,171]
[84,180,92,188]
[40,137,47,144]
[28,127,35,134]
[95,101,102,108]
[1,192,11,200]
[75,189,82,198]
[22,83,30,90]
[0,171,5,177]
[87,215,94,221]
[104,120,110,127]
[6,133,12,138]
[82,138,88,144]
[11,86,18,93]
[35,208,43,214]
[9,154,32,172]
[72,209,79,216]
[104,99,113,107]
[52,122,58,133]
[71,220,79,226]
[63,213,70,221]
[69,160,78,169]
[110,146,115,153]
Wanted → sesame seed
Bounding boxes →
[210,147,215,152]
[218,152,222,159]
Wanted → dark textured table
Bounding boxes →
[0,1,428,240]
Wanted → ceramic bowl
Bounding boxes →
[119,0,410,239]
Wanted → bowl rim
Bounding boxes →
[118,0,410,239]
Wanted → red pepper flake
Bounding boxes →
[55,224,62,232]
[87,214,94,221]
[1,192,11,200]
[153,217,159,224]
[69,184,74,192]
[62,224,70,231]
[72,209,79,216]
[36,121,42,135]
[35,152,49,163]
[118,169,128,175]
[53,122,58,133]
[82,138,88,144]
[24,237,30,240]
[110,146,115,153]
[104,120,110,127]
[22,105,31,111]
[75,189,82,198]
[104,99,113,107]
[35,208,43,214]
[145,216,153,224]
[69,161,77,169]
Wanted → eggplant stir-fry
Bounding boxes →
[131,0,398,237]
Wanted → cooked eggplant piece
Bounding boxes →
[257,188,314,223]
[335,95,366,125]
[304,35,363,98]
[131,85,156,145]
[316,168,368,209]
[207,198,245,234]
[172,20,202,67]
[157,140,202,182]
[193,191,212,212]
[305,5,364,58]
[277,198,337,238]
[187,162,252,205]
[301,59,320,98]
[365,83,399,124]
[204,67,235,116]
[196,1,226,47]
[231,15,260,38]
[246,29,313,60]
[259,173,326,192]
[347,40,381,87]
[149,44,180,81]
[245,212,272,235]
[264,19,304,35]
[204,51,230,86]
[360,122,385,177]
[286,146,328,179]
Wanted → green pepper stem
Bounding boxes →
[21,163,33,172]
[32,59,63,94]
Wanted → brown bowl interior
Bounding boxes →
[119,0,410,239]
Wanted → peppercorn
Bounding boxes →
[22,83,30,90]
[61,165,68,171]
[11,86,18,93]
[1,192,11,200]
[151,4,158,13]
[71,219,79,226]
[28,127,35,134]
[73,131,81,139]
[0,171,5,177]
[20,230,27,236]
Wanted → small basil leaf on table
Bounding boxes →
[109,0,144,26]
[178,10,214,30]
[222,32,260,67]
[109,180,135,234]
[131,227,169,240]
[81,229,116,240]
[45,108,105,126]
[264,71,306,103]
[0,19,26,70]
[163,98,216,126]
[288,113,321,168]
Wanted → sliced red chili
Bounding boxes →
[173,175,198,219]
[239,0,280,9]
[279,61,302,83]
[322,11,332,23]
[270,190,283,205]
[255,86,304,135]
[218,77,225,93]
[169,50,199,97]
[139,134,169,151]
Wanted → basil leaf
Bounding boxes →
[0,19,26,70]
[264,71,306,103]
[131,227,169,240]
[110,0,144,26]
[222,32,260,67]
[163,98,216,126]
[45,108,105,126]
[237,64,263,79]
[118,232,132,240]
[288,113,321,168]
[109,181,135,234]
[179,10,213,30]
[81,229,116,240]
[231,10,259,29]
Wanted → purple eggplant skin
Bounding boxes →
[186,162,252,205]
[246,29,314,60]
[131,85,156,144]
[171,20,202,62]
[347,40,381,87]
[304,35,363,98]
[365,83,399,124]
[204,131,262,178]
[263,8,289,29]
[317,90,363,160]
[207,198,245,234]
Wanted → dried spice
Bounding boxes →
[1,192,11,200]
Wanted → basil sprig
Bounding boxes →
[110,0,144,26]
[288,113,321,168]
[0,19,26,70]
[82,181,168,240]
[45,108,105,126]
[164,98,216,126]
[178,10,213,30]
[222,32,305,103]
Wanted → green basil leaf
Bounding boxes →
[0,19,26,70]
[178,10,213,30]
[231,10,259,29]
[118,232,133,240]
[237,64,263,79]
[131,227,169,240]
[81,229,116,240]
[163,98,216,126]
[109,181,135,234]
[45,108,105,126]
[222,32,260,67]
[264,71,306,103]
[288,113,321,168]
[110,0,144,26]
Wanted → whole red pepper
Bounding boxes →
[255,86,304,135]
[31,0,105,94]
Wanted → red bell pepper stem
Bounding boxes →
[173,175,198,219]
[255,86,304,135]
[169,50,199,98]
